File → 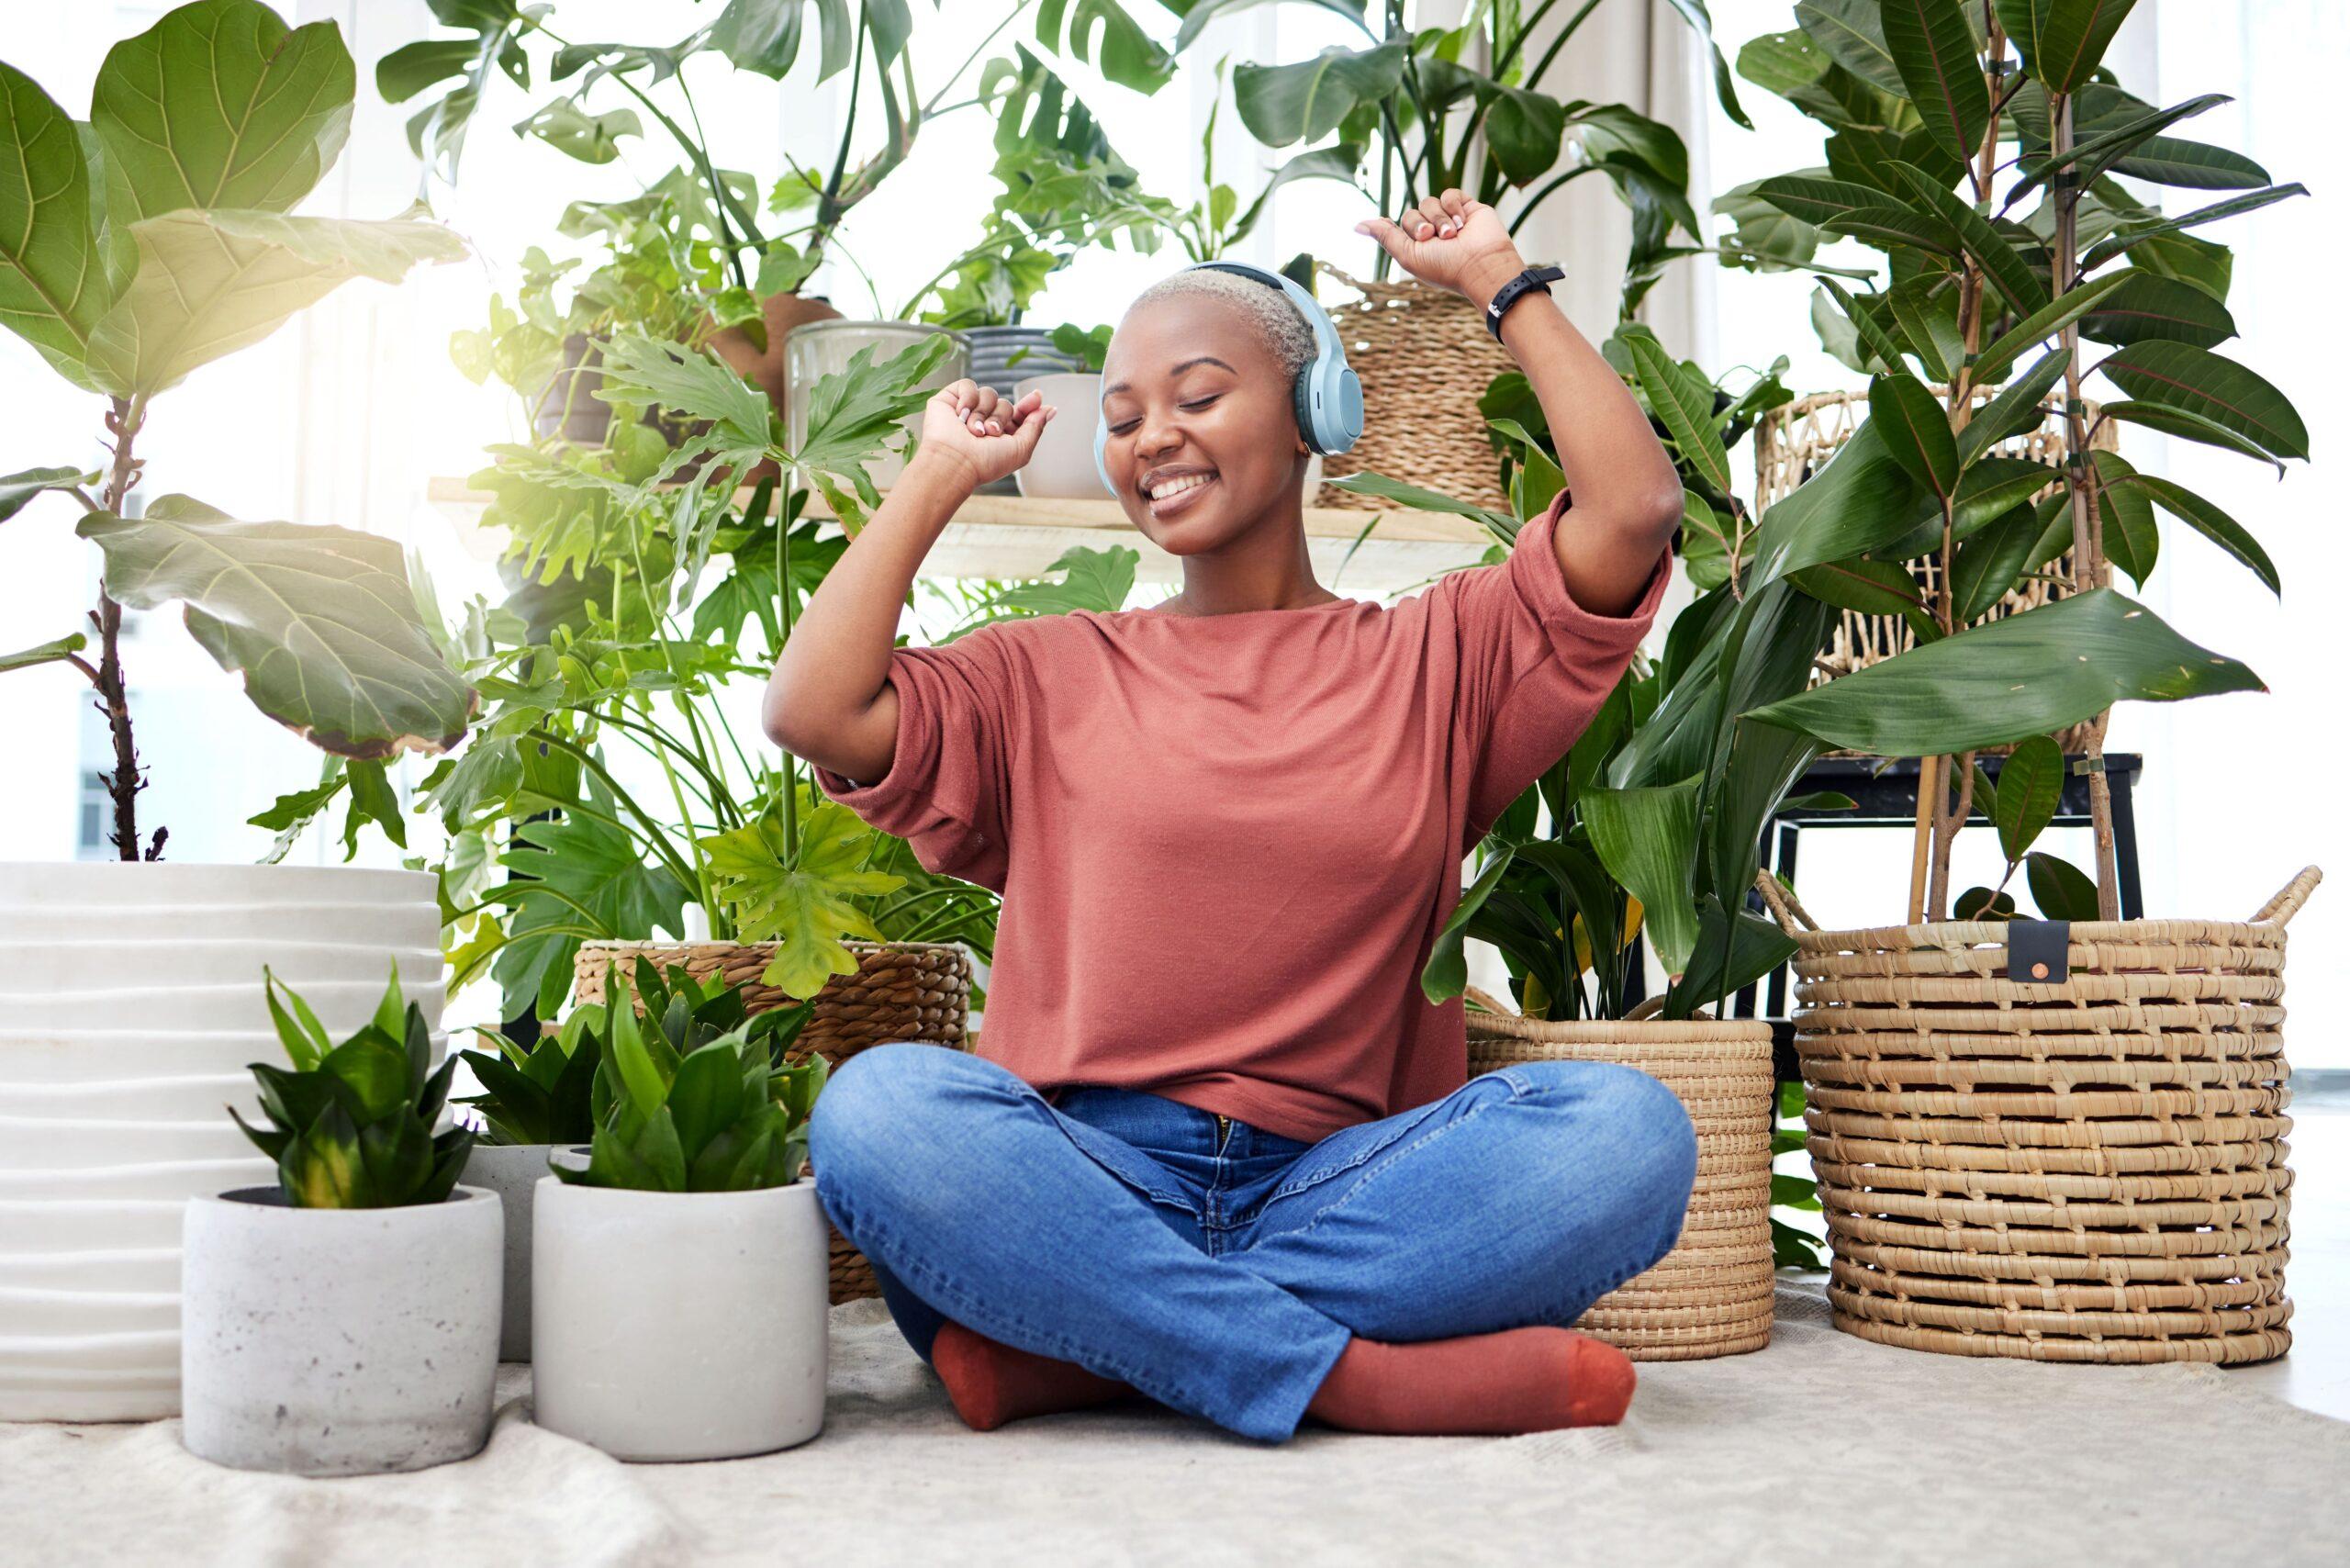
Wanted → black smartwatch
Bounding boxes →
[1483,264,1564,342]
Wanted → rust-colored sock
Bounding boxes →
[1304,1327,1637,1436]
[931,1319,1137,1431]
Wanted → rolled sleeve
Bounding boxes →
[1447,491,1673,841]
[808,624,1024,892]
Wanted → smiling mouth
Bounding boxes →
[1143,470,1217,515]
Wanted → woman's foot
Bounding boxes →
[1303,1326,1636,1436]
[931,1319,1137,1430]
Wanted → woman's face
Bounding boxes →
[1097,294,1310,548]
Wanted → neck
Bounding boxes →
[1156,467,1333,617]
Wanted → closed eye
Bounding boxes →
[1104,395,1222,432]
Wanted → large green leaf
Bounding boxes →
[1037,0,1177,95]
[0,63,113,388]
[76,495,477,757]
[2080,184,2308,271]
[492,780,695,1019]
[91,0,353,223]
[1172,0,1371,53]
[1969,272,2131,384]
[1621,325,1732,498]
[2087,450,2156,587]
[1993,734,2064,862]
[1233,44,1404,148]
[1998,0,2143,95]
[1658,0,1752,129]
[1796,0,1906,95]
[83,208,464,397]
[1743,417,1922,591]
[1880,0,1989,163]
[1886,161,2048,316]
[699,801,905,1000]
[1870,372,1959,504]
[1956,348,2070,466]
[1582,779,1702,975]
[0,465,90,523]
[1748,588,2263,755]
[2114,470,2279,596]
[1948,502,2042,619]
[2098,342,2308,462]
[2081,272,2237,349]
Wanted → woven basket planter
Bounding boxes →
[1758,868,2321,1365]
[1753,387,2119,755]
[1315,265,1517,513]
[574,937,974,1305]
[1464,986,1775,1361]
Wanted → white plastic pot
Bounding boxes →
[0,862,444,1422]
[461,1142,555,1362]
[532,1177,829,1462]
[180,1186,501,1476]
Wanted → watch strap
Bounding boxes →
[1484,264,1565,342]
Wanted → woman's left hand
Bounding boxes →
[1356,190,1527,311]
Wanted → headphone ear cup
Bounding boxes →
[1093,413,1113,496]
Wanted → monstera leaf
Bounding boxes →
[84,208,464,397]
[91,0,354,223]
[76,495,477,756]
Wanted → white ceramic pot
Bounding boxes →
[180,1186,501,1476]
[1014,373,1326,505]
[461,1143,555,1362]
[785,320,966,492]
[532,1177,828,1462]
[0,862,445,1422]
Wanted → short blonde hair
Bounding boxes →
[1122,267,1316,384]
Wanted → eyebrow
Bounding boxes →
[1102,356,1239,398]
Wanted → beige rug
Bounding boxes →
[7,1283,2346,1566]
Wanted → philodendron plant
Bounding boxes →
[554,959,825,1193]
[0,0,476,860]
[233,964,474,1209]
[1715,0,2304,923]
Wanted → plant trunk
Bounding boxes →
[95,398,151,861]
[2051,92,2124,918]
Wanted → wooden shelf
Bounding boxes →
[425,477,1496,594]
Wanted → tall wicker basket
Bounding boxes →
[1464,987,1776,1361]
[575,937,973,1305]
[1753,387,2118,754]
[1758,868,2320,1363]
[1315,265,1517,512]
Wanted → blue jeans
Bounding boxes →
[808,1043,1697,1443]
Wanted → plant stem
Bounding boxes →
[95,396,151,861]
[1523,0,1606,95]
[2050,87,2122,918]
[818,14,871,247]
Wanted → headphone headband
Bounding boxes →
[1092,261,1364,495]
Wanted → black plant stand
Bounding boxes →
[1736,754,2144,1038]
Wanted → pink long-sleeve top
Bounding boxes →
[810,493,1671,1146]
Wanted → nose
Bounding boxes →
[1133,407,1183,468]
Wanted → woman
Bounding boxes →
[765,190,1694,1445]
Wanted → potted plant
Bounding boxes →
[531,960,830,1462]
[1707,0,2311,1364]
[453,1013,604,1361]
[0,0,473,1422]
[179,966,497,1475]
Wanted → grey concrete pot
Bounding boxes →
[532,1177,828,1462]
[179,1186,501,1476]
[461,1144,555,1361]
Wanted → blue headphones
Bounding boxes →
[1092,260,1364,495]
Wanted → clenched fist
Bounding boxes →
[915,379,1058,491]
[1355,189,1530,314]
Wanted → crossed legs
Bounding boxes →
[809,1045,1696,1442]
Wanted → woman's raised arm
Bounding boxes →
[762,381,1058,779]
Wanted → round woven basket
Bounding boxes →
[574,937,974,1305]
[1758,868,2320,1364]
[1753,386,2118,756]
[1315,265,1517,512]
[1463,986,1775,1361]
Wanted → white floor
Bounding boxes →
[2230,1100,2348,1419]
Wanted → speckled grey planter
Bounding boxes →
[179,1186,501,1476]
[461,1144,554,1361]
[532,1177,827,1461]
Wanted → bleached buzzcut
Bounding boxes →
[1123,267,1317,386]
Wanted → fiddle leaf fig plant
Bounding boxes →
[0,0,476,860]
[232,963,474,1210]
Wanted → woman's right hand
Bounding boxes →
[916,380,1058,490]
